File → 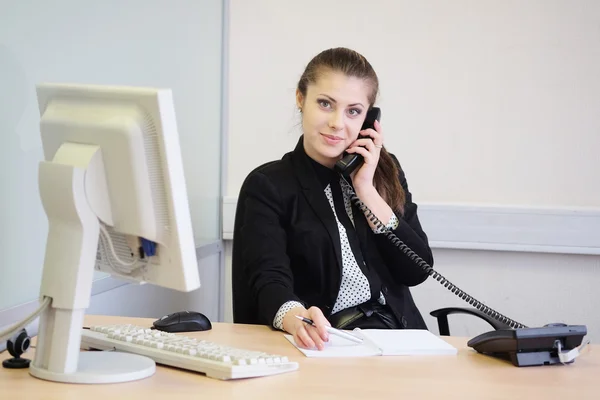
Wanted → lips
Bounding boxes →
[321,133,343,143]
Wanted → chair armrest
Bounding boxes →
[429,307,512,336]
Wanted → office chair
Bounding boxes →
[429,307,512,336]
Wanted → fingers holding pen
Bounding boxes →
[283,306,331,350]
[299,307,330,350]
[295,324,317,349]
[307,306,331,341]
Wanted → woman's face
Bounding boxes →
[297,71,371,168]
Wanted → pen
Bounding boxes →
[295,315,363,344]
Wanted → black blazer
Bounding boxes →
[232,136,434,330]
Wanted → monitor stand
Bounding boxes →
[29,143,155,384]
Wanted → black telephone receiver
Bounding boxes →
[334,107,381,178]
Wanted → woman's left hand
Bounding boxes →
[345,119,384,190]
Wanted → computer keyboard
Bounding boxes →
[80,324,299,380]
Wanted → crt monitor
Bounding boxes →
[30,83,200,384]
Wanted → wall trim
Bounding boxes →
[222,196,600,255]
[196,239,223,259]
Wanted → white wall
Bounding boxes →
[224,0,600,340]
[228,0,600,207]
[87,254,222,322]
[0,1,224,314]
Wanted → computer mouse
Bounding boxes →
[543,322,568,328]
[152,311,212,333]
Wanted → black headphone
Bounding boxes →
[2,328,31,369]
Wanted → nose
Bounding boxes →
[328,111,344,131]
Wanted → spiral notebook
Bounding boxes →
[284,329,458,358]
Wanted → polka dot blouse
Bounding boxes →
[273,178,399,330]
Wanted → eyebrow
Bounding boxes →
[319,94,365,108]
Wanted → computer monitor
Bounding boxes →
[30,83,200,384]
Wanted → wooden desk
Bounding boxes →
[1,315,598,399]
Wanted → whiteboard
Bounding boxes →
[0,0,224,310]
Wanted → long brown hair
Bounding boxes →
[297,47,405,214]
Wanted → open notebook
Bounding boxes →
[284,329,458,358]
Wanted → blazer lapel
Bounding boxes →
[290,136,343,275]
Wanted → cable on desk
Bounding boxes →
[0,297,52,343]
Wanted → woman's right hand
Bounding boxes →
[282,306,331,350]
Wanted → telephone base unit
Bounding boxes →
[467,324,587,367]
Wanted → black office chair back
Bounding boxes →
[430,307,512,335]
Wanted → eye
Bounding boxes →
[348,108,362,117]
[318,99,331,108]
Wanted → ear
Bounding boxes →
[295,89,304,111]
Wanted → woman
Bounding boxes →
[232,47,434,350]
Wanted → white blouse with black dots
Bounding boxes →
[273,179,399,330]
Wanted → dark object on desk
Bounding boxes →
[2,329,31,369]
[153,311,212,333]
[467,324,587,367]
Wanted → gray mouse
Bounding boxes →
[153,311,212,333]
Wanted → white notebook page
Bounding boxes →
[284,329,457,358]
[283,333,380,358]
[358,329,458,356]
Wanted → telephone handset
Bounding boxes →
[334,107,381,178]
[336,131,588,366]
